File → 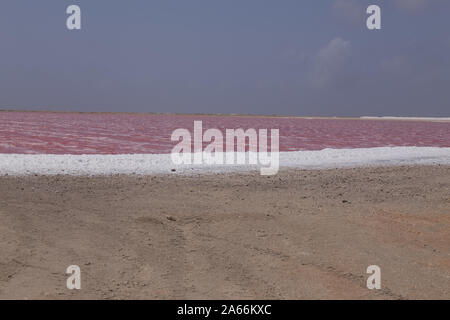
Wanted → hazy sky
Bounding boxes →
[1,0,449,116]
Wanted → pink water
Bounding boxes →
[0,111,449,154]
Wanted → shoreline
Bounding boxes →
[1,109,449,122]
[0,164,449,299]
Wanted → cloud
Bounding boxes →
[309,37,351,87]
[332,0,365,24]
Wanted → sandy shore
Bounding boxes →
[0,165,449,300]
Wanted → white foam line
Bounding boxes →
[0,147,449,176]
[361,116,450,121]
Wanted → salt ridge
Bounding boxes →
[1,147,449,176]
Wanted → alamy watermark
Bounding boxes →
[66,5,81,30]
[366,5,381,30]
[170,121,279,175]
[65,4,381,31]
[66,265,81,290]
[366,265,381,290]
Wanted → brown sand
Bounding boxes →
[0,165,449,300]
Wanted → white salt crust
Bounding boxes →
[0,147,449,176]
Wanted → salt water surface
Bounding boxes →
[1,111,449,175]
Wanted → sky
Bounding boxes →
[0,0,449,116]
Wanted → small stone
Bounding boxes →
[166,215,176,221]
